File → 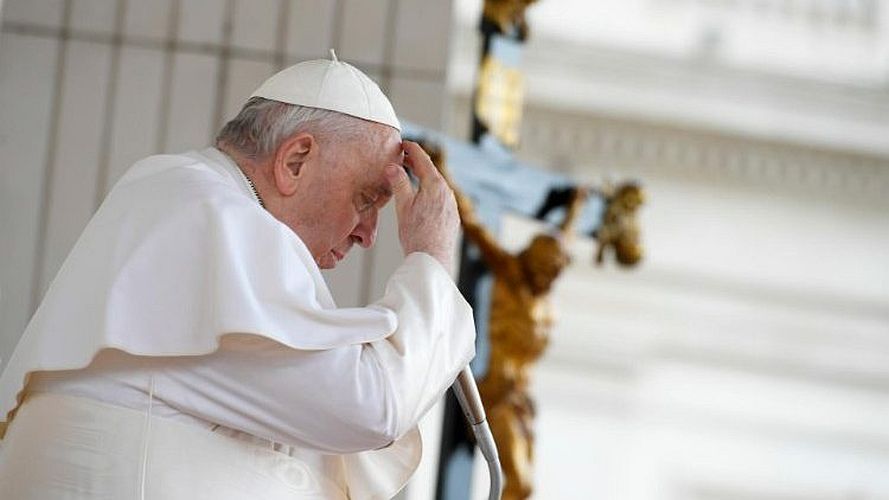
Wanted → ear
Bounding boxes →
[272,133,315,196]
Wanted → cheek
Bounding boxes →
[332,207,361,237]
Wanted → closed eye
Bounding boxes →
[358,194,378,211]
[357,184,391,212]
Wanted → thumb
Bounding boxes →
[385,164,413,212]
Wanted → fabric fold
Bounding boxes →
[0,152,399,432]
[0,148,476,499]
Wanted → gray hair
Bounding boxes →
[215,97,373,160]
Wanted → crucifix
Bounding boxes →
[404,124,642,500]
[403,1,645,499]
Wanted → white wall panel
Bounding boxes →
[393,0,452,73]
[0,33,59,364]
[163,52,219,152]
[222,58,275,123]
[123,0,172,41]
[364,70,384,84]
[339,0,389,67]
[321,248,365,308]
[177,0,226,46]
[231,0,278,53]
[365,204,402,301]
[285,0,335,59]
[389,76,445,129]
[105,46,165,191]
[70,0,117,35]
[1,0,65,28]
[39,40,112,295]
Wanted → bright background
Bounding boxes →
[1,1,888,499]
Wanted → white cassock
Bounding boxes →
[0,147,476,499]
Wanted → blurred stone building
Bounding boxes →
[447,1,889,499]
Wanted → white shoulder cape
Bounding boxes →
[0,148,441,498]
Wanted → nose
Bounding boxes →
[352,209,379,248]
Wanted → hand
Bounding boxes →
[385,141,459,271]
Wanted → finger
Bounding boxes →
[402,141,440,184]
[385,164,414,212]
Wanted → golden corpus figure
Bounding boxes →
[427,143,583,499]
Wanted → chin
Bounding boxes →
[316,247,348,270]
[313,254,334,269]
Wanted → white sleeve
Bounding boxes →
[366,252,478,438]
[152,252,476,454]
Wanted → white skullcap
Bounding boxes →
[250,49,401,132]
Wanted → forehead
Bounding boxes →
[375,126,403,162]
[354,125,402,194]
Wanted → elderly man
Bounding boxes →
[0,55,476,499]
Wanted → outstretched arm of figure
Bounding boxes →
[559,186,588,235]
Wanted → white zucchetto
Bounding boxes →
[251,49,401,132]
